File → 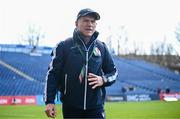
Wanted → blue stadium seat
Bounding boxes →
[1,51,180,96]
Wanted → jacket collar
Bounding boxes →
[73,28,99,47]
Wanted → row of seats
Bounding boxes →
[0,64,44,96]
[1,51,180,96]
[0,52,51,82]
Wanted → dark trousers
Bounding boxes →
[62,104,105,119]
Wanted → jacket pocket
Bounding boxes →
[64,74,67,95]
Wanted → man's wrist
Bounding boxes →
[102,75,107,84]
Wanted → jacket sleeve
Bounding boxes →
[102,43,118,87]
[44,41,65,105]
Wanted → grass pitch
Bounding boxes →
[0,101,180,119]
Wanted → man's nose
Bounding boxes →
[87,22,94,27]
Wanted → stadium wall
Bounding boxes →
[160,93,180,101]
[0,44,52,54]
[1,93,180,105]
[0,95,61,105]
[106,94,160,102]
[106,93,180,102]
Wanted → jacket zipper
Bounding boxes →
[64,74,67,95]
[83,50,88,110]
[77,34,96,110]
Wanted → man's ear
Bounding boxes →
[75,21,78,27]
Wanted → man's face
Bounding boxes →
[76,16,97,37]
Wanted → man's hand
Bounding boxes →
[45,104,57,118]
[88,73,103,89]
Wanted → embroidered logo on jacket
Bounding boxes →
[93,47,101,56]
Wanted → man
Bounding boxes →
[44,8,118,119]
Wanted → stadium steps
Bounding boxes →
[1,51,180,96]
[118,57,180,82]
[0,59,43,84]
[0,52,50,83]
[113,56,180,94]
[0,64,44,96]
[121,80,157,93]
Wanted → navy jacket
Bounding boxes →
[44,29,118,109]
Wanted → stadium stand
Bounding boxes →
[0,51,51,83]
[0,64,44,96]
[111,56,180,95]
[0,45,180,101]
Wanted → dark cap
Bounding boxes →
[77,8,100,21]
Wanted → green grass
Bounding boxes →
[105,101,180,119]
[0,101,180,119]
